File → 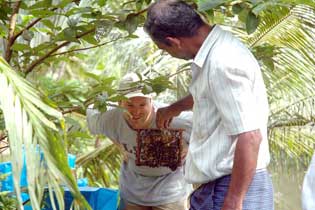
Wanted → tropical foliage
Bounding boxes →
[0,0,314,209]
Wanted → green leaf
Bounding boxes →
[84,72,101,81]
[19,2,28,10]
[67,17,80,28]
[22,30,34,41]
[246,11,259,34]
[125,14,138,35]
[232,4,243,14]
[98,0,107,7]
[29,0,52,9]
[29,9,55,18]
[42,19,55,29]
[0,23,7,38]
[148,75,174,95]
[136,1,143,10]
[142,84,153,95]
[238,7,250,22]
[57,0,73,8]
[11,43,31,51]
[127,34,139,39]
[81,34,98,45]
[32,42,56,53]
[0,3,11,22]
[20,14,34,26]
[197,0,231,11]
[65,7,94,17]
[263,58,275,71]
[63,27,78,42]
[68,131,93,139]
[107,95,126,102]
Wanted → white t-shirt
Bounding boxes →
[86,102,192,205]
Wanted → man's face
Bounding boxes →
[120,96,154,129]
[155,39,193,60]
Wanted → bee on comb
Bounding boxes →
[135,128,183,171]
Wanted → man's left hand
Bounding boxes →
[221,194,242,210]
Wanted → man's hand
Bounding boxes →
[221,195,242,210]
[156,94,194,128]
[156,106,180,128]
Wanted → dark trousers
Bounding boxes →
[189,170,274,210]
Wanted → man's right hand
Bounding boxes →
[156,95,194,128]
[156,106,180,128]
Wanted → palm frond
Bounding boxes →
[231,4,315,161]
[269,126,315,164]
[247,5,315,47]
[0,57,90,210]
[76,139,122,188]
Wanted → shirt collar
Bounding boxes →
[193,25,222,68]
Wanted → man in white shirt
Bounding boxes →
[144,1,274,210]
[87,73,192,210]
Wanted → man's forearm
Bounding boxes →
[169,94,194,114]
[222,130,262,210]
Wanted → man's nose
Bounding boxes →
[131,109,140,115]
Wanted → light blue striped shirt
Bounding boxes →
[184,25,270,183]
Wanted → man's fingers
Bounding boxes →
[156,108,174,128]
[164,120,168,129]
[167,118,173,128]
[156,111,162,128]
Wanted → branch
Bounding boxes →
[11,8,58,46]
[0,146,9,150]
[51,36,127,56]
[4,0,21,62]
[0,135,7,142]
[25,28,95,74]
[269,119,311,129]
[62,106,83,115]
[121,0,137,7]
[169,67,191,78]
[62,102,119,115]
[12,19,43,43]
[134,7,147,16]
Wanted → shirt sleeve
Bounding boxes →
[170,111,193,143]
[86,107,119,142]
[209,63,260,135]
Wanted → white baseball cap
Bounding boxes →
[118,73,152,98]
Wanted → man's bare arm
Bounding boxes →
[222,130,262,210]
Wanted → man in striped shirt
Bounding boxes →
[144,1,274,210]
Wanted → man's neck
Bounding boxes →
[181,24,213,58]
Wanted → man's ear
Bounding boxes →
[165,37,181,48]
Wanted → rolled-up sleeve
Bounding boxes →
[210,64,260,135]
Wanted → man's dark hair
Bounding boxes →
[144,0,205,45]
